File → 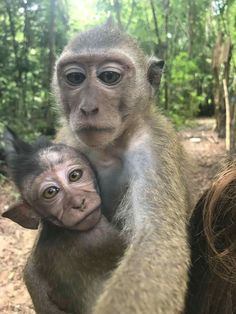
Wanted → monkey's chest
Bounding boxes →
[96,162,128,220]
[36,238,109,314]
[48,266,105,314]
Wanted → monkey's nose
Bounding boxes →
[80,106,99,116]
[72,198,86,211]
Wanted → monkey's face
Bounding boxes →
[55,51,143,148]
[28,156,101,231]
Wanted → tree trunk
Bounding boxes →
[113,0,123,30]
[223,78,230,151]
[212,35,232,139]
[213,66,225,138]
[163,0,170,111]
[149,0,162,47]
[48,0,56,81]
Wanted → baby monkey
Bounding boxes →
[2,129,124,314]
[3,131,102,232]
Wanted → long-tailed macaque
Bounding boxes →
[49,21,192,314]
[3,129,124,314]
[186,164,236,314]
[16,21,193,313]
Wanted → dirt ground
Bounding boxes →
[0,118,226,313]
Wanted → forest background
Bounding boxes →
[0,1,235,311]
[0,0,235,151]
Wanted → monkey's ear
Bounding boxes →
[2,201,40,230]
[147,58,165,93]
[3,127,30,156]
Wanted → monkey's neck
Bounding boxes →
[85,113,152,161]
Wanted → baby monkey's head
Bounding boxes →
[2,129,101,231]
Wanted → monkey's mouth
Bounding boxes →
[78,126,115,134]
[71,205,102,231]
[47,205,102,232]
[76,126,116,147]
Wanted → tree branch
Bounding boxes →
[149,0,162,45]
[125,0,136,31]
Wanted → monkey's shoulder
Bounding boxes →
[125,113,181,165]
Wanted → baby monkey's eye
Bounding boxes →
[69,169,83,182]
[43,186,60,199]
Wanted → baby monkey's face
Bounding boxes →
[28,151,101,231]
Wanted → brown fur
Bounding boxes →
[24,218,125,314]
[2,132,125,314]
[25,23,193,313]
[20,26,194,314]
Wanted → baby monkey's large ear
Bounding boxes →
[3,127,31,157]
[2,201,40,230]
[147,58,165,95]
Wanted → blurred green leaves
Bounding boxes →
[0,0,235,140]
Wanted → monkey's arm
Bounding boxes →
[24,259,72,314]
[93,143,190,314]
[93,211,189,313]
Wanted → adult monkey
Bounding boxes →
[25,22,192,313]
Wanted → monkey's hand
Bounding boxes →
[24,258,73,314]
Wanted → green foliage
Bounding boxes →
[169,52,204,119]
[0,0,235,140]
[0,0,68,140]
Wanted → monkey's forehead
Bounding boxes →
[39,148,67,166]
[38,147,87,169]
[57,48,147,73]
[59,25,146,65]
[66,26,134,51]
[21,157,94,202]
[21,151,94,196]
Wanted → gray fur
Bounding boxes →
[27,23,192,314]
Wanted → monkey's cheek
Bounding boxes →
[75,207,102,231]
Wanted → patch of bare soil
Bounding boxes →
[180,118,226,199]
[0,182,37,313]
[0,118,226,313]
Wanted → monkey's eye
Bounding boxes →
[66,72,86,86]
[98,71,121,85]
[43,186,60,199]
[69,169,83,182]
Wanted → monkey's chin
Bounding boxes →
[73,206,102,232]
[76,128,117,147]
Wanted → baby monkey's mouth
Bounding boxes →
[72,205,102,231]
[47,205,102,232]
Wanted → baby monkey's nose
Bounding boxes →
[72,198,86,211]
